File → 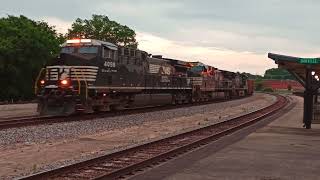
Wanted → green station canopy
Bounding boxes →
[268,53,320,88]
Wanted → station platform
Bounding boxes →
[132,96,320,180]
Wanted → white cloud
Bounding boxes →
[29,17,308,75]
[41,17,71,34]
[136,32,277,75]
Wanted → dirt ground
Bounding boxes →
[0,104,38,120]
[0,94,275,179]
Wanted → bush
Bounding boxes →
[255,81,264,91]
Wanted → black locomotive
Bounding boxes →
[35,39,254,115]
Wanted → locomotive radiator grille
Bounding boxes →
[149,64,172,75]
[191,77,203,85]
[45,65,99,82]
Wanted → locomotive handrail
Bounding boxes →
[34,68,46,94]
[71,68,81,95]
[80,69,88,100]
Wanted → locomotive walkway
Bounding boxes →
[132,96,320,180]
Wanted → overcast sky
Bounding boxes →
[1,0,320,74]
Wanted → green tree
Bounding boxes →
[264,68,294,80]
[67,14,138,48]
[241,72,263,80]
[0,15,64,101]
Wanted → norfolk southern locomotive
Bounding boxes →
[35,39,254,115]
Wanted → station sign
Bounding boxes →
[299,58,320,64]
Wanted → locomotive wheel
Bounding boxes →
[182,99,187,104]
[96,105,110,112]
[63,101,76,115]
[82,99,94,114]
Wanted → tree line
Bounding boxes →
[0,14,294,102]
[0,14,138,102]
[243,68,294,81]
[246,68,295,91]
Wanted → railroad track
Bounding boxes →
[19,94,288,180]
[0,97,247,130]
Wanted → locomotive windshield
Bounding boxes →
[61,46,98,54]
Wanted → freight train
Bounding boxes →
[35,39,254,115]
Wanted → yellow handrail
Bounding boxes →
[80,69,88,99]
[34,68,45,94]
[72,68,81,95]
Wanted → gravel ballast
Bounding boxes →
[0,93,275,147]
[0,93,278,179]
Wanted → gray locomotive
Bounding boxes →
[35,39,253,115]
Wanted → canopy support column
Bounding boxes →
[304,68,313,129]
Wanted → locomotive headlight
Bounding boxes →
[61,79,69,86]
[66,39,91,44]
[66,39,80,44]
[40,80,45,85]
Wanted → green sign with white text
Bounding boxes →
[299,58,320,64]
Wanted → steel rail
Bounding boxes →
[19,94,288,180]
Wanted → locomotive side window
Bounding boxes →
[103,47,117,61]
[141,52,147,62]
[136,50,141,58]
[111,51,115,59]
[103,48,112,59]
[117,51,121,63]
[121,47,124,56]
[124,48,129,56]
[136,50,141,65]
[127,56,130,64]
[130,49,135,57]
[103,48,109,58]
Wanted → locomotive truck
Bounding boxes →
[35,39,254,115]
